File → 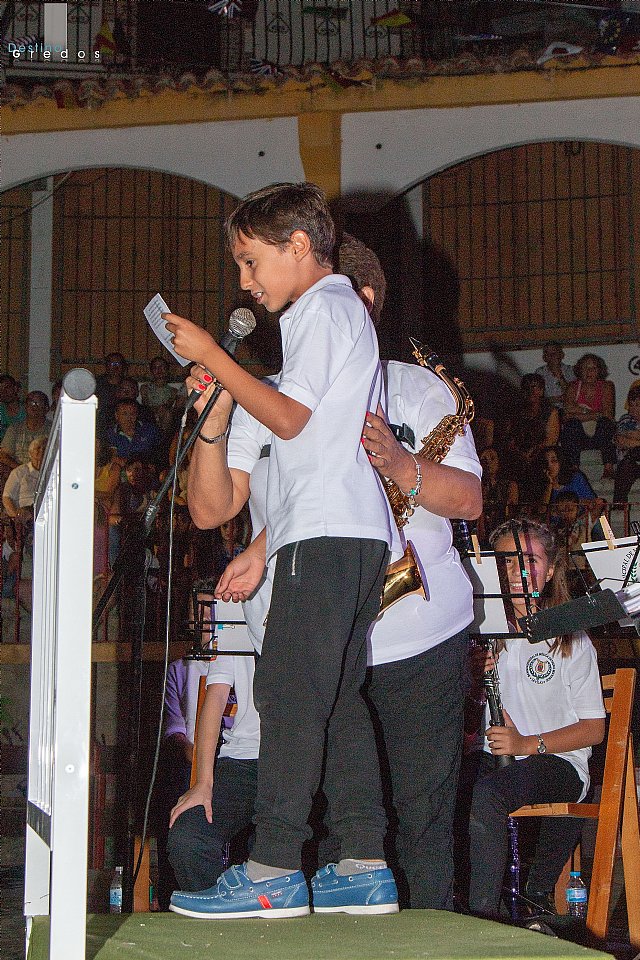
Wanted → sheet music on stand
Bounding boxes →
[464,550,512,641]
[581,532,640,628]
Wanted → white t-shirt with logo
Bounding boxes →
[367,361,482,666]
[484,633,605,799]
[266,274,399,560]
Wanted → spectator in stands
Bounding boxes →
[105,399,161,464]
[117,376,156,424]
[108,456,155,566]
[0,391,50,470]
[550,491,590,580]
[95,351,128,438]
[95,441,125,507]
[561,353,616,480]
[478,448,518,546]
[2,436,47,522]
[612,384,640,506]
[0,374,25,440]
[535,445,597,506]
[141,356,179,437]
[505,373,560,478]
[535,342,575,411]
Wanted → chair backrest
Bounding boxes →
[588,667,636,927]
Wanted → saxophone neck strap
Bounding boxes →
[389,423,415,448]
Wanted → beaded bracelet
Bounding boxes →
[198,427,228,445]
[406,454,423,505]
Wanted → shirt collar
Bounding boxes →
[280,273,353,323]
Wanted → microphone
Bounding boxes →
[184,307,256,414]
[518,583,640,642]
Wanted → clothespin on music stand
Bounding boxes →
[471,532,482,564]
[599,513,616,550]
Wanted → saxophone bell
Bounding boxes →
[380,541,426,614]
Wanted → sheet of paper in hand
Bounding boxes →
[143,293,190,367]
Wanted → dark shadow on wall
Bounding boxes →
[335,191,523,430]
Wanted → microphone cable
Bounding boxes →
[131,410,193,893]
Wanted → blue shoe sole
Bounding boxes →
[169,902,311,920]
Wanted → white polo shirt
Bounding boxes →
[266,274,398,560]
[206,653,260,760]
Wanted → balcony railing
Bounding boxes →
[4,0,637,84]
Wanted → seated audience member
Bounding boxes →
[108,457,155,566]
[466,520,605,920]
[117,376,156,424]
[535,342,575,411]
[95,352,128,439]
[141,357,179,437]
[105,399,161,465]
[167,654,260,905]
[549,491,590,584]
[505,373,560,477]
[1,517,32,614]
[531,445,597,508]
[478,448,518,546]
[561,353,616,479]
[0,374,25,440]
[154,656,210,909]
[0,391,50,470]
[2,436,47,522]
[612,385,640,506]
[94,441,125,507]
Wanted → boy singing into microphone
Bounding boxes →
[164,182,399,919]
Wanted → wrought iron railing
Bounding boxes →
[5,0,630,82]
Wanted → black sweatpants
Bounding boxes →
[251,536,389,870]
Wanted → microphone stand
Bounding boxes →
[92,382,227,911]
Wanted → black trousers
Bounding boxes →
[365,629,469,910]
[166,757,258,892]
[251,536,389,870]
[468,753,583,917]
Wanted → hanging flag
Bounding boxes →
[208,0,245,17]
[370,9,414,29]
[93,20,116,56]
[249,57,282,76]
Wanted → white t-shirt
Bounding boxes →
[484,633,605,800]
[266,274,398,560]
[368,362,482,666]
[206,654,260,760]
[228,362,481,665]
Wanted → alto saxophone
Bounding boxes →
[380,339,475,612]
[383,338,475,527]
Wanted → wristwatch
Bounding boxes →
[536,734,547,755]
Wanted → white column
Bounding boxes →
[29,179,54,394]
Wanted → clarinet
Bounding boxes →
[481,639,512,769]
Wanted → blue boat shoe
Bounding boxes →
[169,863,311,919]
[311,863,399,915]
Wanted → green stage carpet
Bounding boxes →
[28,912,613,960]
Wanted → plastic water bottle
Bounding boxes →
[109,866,123,914]
[565,870,588,919]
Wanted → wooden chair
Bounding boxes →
[510,668,640,947]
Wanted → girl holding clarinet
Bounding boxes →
[467,519,605,919]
